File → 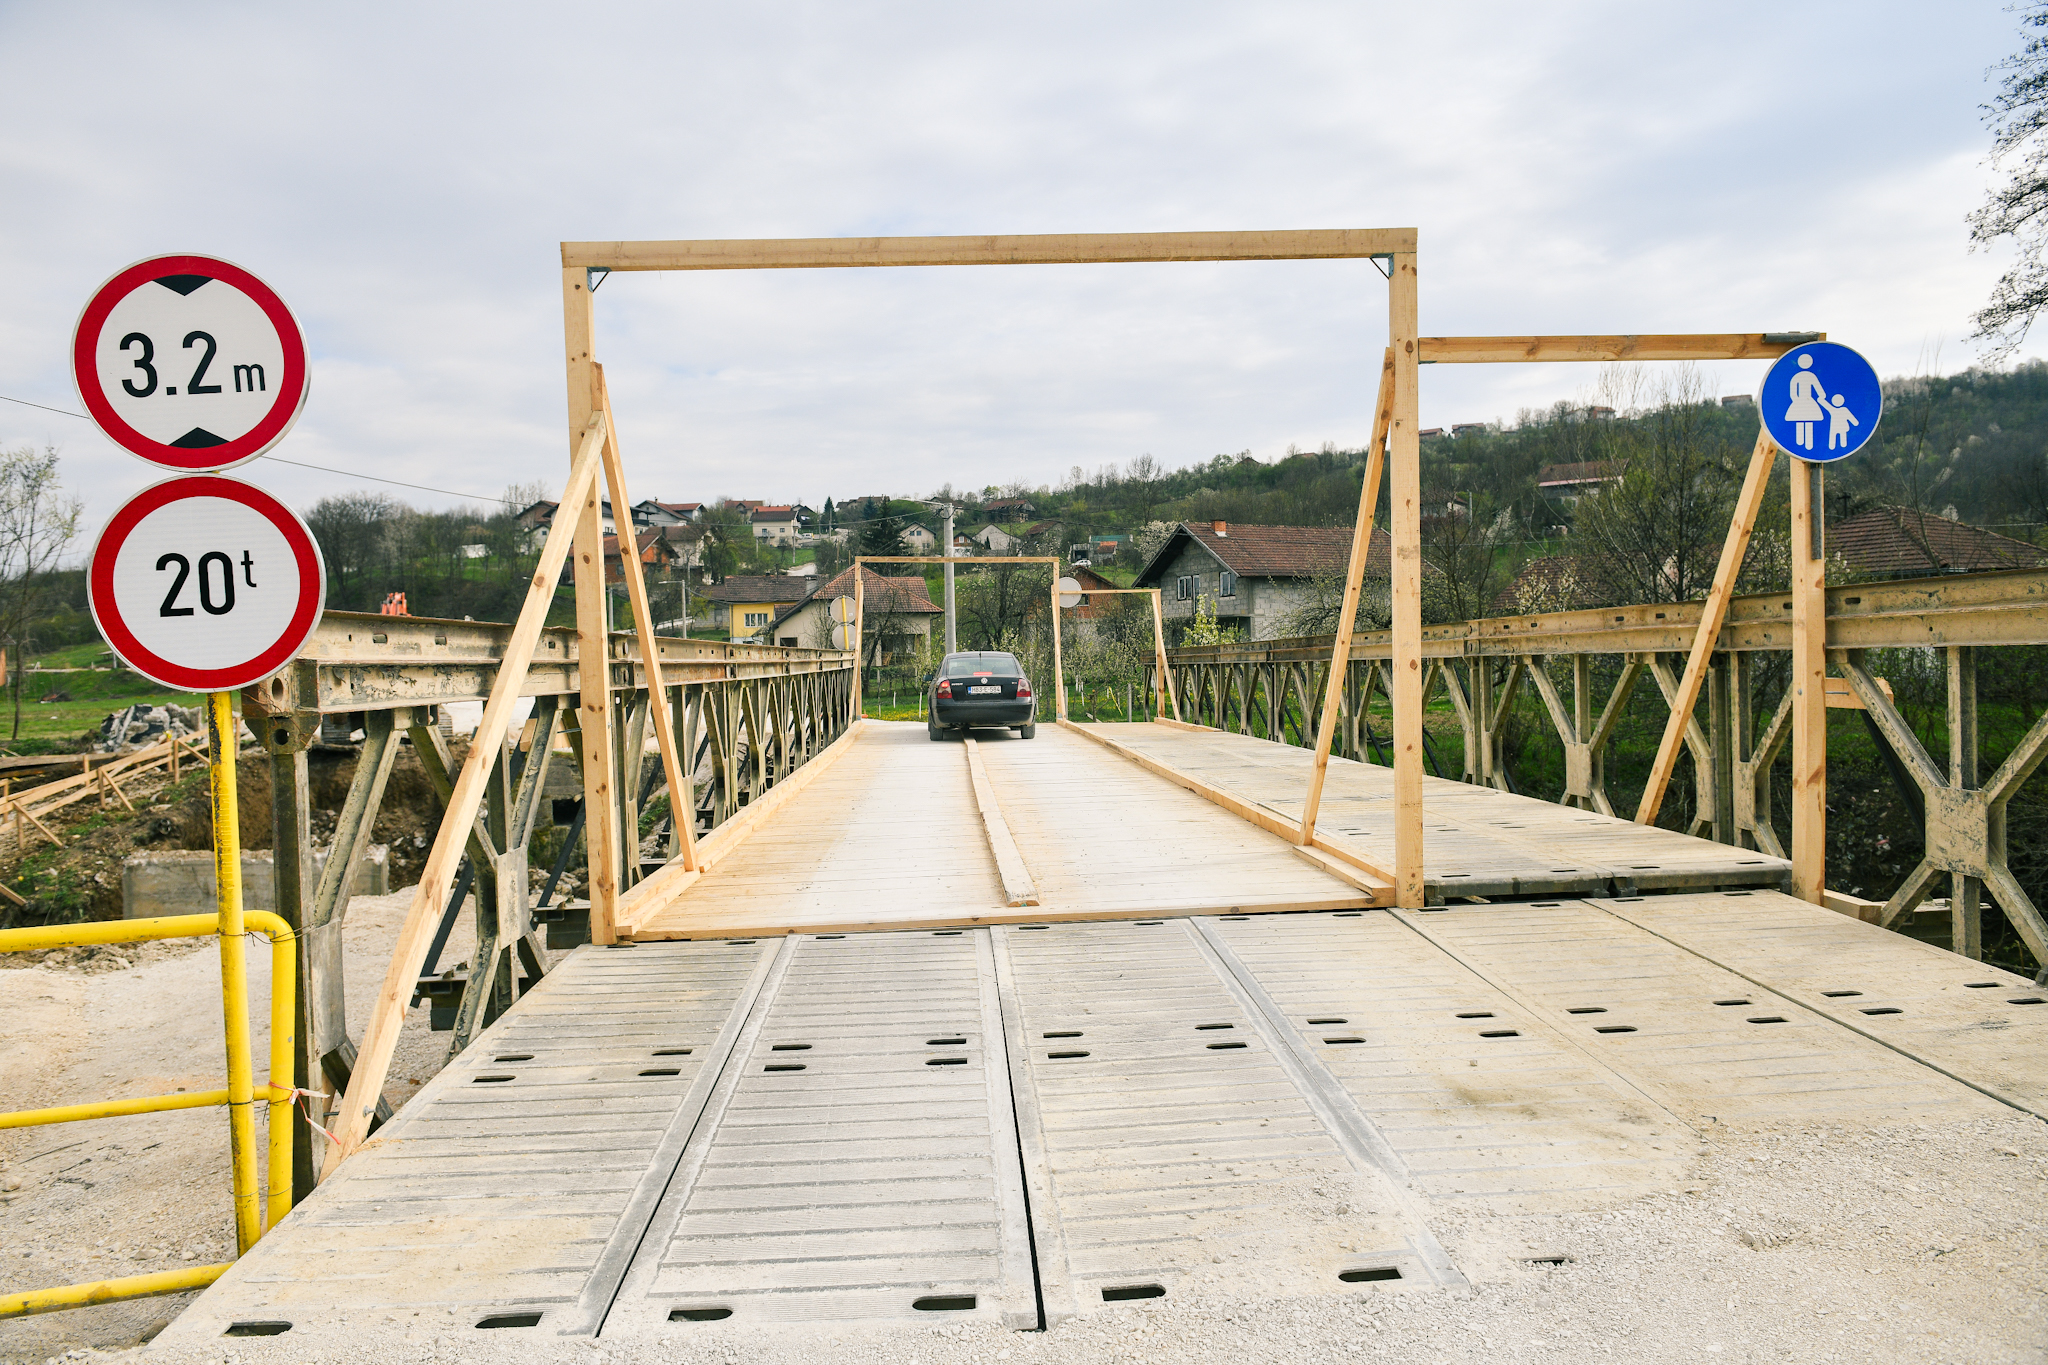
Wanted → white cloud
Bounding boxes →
[0,0,2033,540]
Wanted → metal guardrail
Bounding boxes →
[0,910,298,1319]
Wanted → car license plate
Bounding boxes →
[967,685,1002,695]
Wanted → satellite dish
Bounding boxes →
[830,622,854,650]
[829,595,857,624]
[1057,576,1083,610]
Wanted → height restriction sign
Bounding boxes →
[88,475,326,693]
[72,254,309,471]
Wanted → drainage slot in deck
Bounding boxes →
[771,1043,812,1051]
[1480,1030,1520,1038]
[2010,996,2046,1005]
[640,1068,681,1076]
[224,1322,292,1337]
[816,934,846,939]
[476,1314,542,1330]
[1308,1017,1348,1024]
[1456,1012,1495,1019]
[1196,1023,1234,1030]
[1018,925,1050,931]
[1525,1256,1573,1266]
[764,1063,807,1072]
[1338,1268,1401,1283]
[653,1048,693,1056]
[928,1037,966,1046]
[1044,1030,1083,1038]
[1714,999,1751,1006]
[493,1053,534,1062]
[472,1074,515,1084]
[1048,1050,1090,1059]
[1102,1284,1166,1302]
[1324,1036,1365,1045]
[1567,1008,1607,1015]
[1965,981,2001,988]
[1206,1041,1248,1050]
[1859,1007,1903,1015]
[927,1057,969,1066]
[1746,1016,1788,1025]
[670,1307,732,1322]
[933,930,964,936]
[726,940,756,946]
[1821,990,1862,998]
[1594,1026,1637,1034]
[913,1296,977,1312]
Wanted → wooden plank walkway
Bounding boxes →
[630,723,1369,939]
[1077,722,1792,898]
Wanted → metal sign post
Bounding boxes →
[75,255,323,1215]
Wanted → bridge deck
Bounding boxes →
[161,722,2045,1344]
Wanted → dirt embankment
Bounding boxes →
[0,741,459,929]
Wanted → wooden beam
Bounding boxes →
[592,366,700,872]
[1388,252,1425,907]
[1058,719,1397,897]
[1151,589,1180,721]
[1050,573,1067,722]
[1790,459,1827,903]
[1634,430,1779,825]
[320,409,607,1175]
[1419,333,1823,364]
[563,228,1418,273]
[564,270,623,946]
[1300,347,1394,844]
[962,738,1038,907]
[855,555,1061,564]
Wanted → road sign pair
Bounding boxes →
[75,255,325,692]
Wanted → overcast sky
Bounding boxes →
[0,1,2035,538]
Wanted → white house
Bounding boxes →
[972,524,1020,553]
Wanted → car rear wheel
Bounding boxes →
[1018,723,1036,739]
[928,722,945,741]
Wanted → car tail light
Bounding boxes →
[936,679,953,699]
[1015,681,1032,700]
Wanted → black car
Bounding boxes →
[928,651,1036,739]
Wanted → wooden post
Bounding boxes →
[563,267,622,945]
[1149,589,1180,721]
[1635,429,1777,825]
[1948,645,1981,957]
[853,569,866,715]
[1300,348,1395,843]
[1388,252,1425,907]
[1790,457,1827,903]
[592,367,700,872]
[1050,571,1067,722]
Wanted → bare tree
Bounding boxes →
[1971,3,2048,357]
[0,447,83,739]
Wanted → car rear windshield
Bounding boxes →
[945,654,1021,678]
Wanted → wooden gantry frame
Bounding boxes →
[320,225,1855,1168]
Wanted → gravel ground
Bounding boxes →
[0,891,474,1363]
[4,903,2043,1365]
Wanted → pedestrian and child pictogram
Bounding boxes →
[1758,340,1882,460]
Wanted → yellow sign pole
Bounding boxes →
[205,690,262,1252]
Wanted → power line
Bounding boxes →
[6,394,966,527]
[3,391,522,505]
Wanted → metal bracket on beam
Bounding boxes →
[1761,332,1822,345]
[1368,254,1393,280]
[587,267,611,293]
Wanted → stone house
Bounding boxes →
[1134,521,1394,641]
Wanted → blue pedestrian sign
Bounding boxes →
[1758,341,1882,461]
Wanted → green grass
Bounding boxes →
[1,649,198,748]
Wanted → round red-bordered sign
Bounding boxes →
[72,254,309,472]
[88,475,325,692]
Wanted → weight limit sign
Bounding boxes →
[72,254,309,471]
[89,476,325,693]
